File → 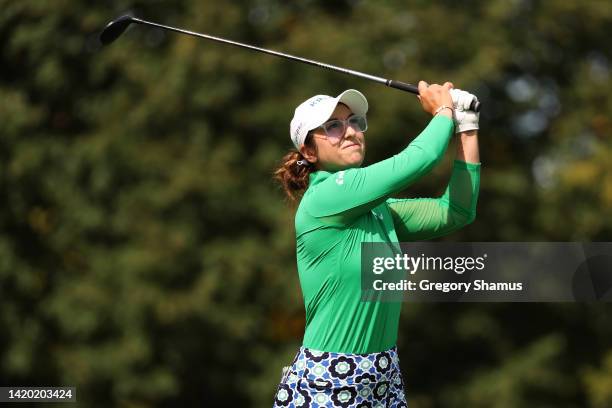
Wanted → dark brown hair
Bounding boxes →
[274,133,317,203]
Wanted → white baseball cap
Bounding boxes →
[289,89,368,148]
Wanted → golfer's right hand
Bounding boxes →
[417,81,454,117]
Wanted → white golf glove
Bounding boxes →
[450,88,479,133]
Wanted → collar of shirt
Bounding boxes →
[309,170,333,187]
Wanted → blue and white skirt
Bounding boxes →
[273,346,407,407]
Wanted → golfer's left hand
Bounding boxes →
[450,89,480,133]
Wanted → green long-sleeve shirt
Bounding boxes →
[294,115,480,354]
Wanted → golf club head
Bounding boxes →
[99,15,134,45]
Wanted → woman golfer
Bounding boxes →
[273,81,480,407]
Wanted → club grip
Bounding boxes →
[387,80,419,95]
[469,99,481,112]
[387,79,481,112]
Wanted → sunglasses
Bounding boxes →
[314,115,368,145]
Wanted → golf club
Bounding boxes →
[100,15,481,112]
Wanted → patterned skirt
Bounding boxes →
[273,345,407,408]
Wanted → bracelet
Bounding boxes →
[434,105,454,116]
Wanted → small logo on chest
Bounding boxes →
[335,171,345,185]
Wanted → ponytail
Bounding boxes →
[274,134,316,203]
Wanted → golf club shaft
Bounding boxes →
[130,17,419,95]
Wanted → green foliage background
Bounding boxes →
[1,0,611,406]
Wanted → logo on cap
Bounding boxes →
[294,123,303,138]
[308,97,326,107]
